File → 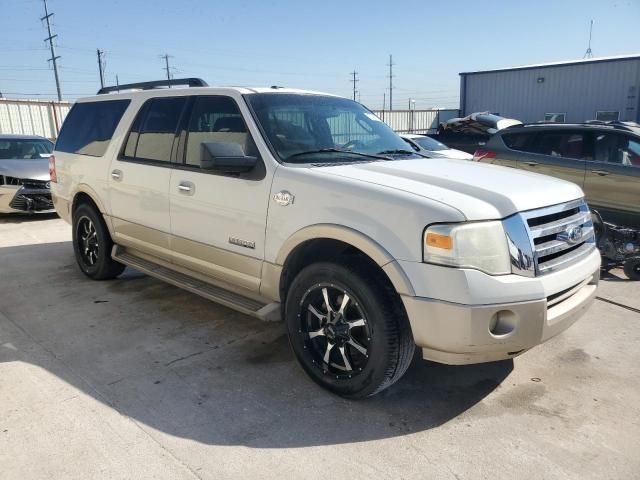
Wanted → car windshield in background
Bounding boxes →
[413,136,448,151]
[246,93,414,162]
[0,139,53,159]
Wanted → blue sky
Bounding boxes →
[1,0,638,109]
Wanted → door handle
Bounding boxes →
[591,169,610,176]
[524,161,538,166]
[178,181,195,195]
[111,169,122,180]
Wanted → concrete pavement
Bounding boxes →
[0,214,639,479]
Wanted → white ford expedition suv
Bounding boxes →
[50,78,600,398]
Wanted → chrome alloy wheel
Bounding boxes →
[298,284,371,377]
[76,216,99,266]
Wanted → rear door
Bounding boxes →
[516,130,588,188]
[108,96,188,261]
[168,94,272,292]
[490,131,537,168]
[583,132,640,226]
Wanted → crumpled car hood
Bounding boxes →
[0,159,50,181]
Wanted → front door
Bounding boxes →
[109,96,188,261]
[169,94,273,292]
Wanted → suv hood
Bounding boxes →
[0,158,50,181]
[316,158,583,220]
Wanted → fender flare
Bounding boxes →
[275,224,415,297]
[72,185,115,237]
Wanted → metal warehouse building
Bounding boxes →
[459,54,640,124]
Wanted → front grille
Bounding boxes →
[524,200,596,275]
[0,176,50,189]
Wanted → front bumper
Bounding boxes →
[0,185,54,213]
[400,250,600,365]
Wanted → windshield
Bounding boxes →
[412,136,448,151]
[246,93,413,162]
[0,139,53,160]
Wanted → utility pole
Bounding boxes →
[97,49,105,89]
[41,0,62,101]
[161,53,174,86]
[349,70,359,101]
[383,92,386,111]
[387,54,394,110]
[116,74,120,92]
[583,20,594,59]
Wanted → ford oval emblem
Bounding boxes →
[45,181,51,189]
[562,225,583,245]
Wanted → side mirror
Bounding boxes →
[200,142,258,173]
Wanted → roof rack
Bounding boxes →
[97,78,208,95]
[518,120,640,133]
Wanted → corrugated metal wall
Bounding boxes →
[0,99,72,139]
[372,109,459,133]
[461,58,640,123]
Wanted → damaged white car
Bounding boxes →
[0,134,54,213]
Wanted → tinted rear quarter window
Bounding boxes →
[55,100,130,157]
[532,131,587,160]
[501,132,534,151]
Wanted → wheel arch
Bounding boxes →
[269,224,415,303]
[71,186,115,238]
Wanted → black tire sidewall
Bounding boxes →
[623,257,640,281]
[285,262,399,399]
[72,204,120,279]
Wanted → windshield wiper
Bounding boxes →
[376,149,428,158]
[285,148,391,162]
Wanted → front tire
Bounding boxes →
[285,261,414,399]
[72,204,125,280]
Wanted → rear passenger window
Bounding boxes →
[184,96,254,166]
[531,131,588,160]
[126,97,187,163]
[55,100,130,157]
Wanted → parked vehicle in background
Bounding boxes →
[0,134,54,213]
[400,134,472,160]
[51,78,599,398]
[435,112,522,154]
[474,121,640,228]
[475,121,640,279]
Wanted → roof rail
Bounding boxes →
[97,78,208,95]
[519,120,640,132]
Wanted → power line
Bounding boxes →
[349,70,358,101]
[97,49,105,88]
[387,54,394,110]
[41,0,62,101]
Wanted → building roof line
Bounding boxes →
[459,53,640,76]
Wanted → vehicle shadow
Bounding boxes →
[0,212,59,224]
[0,241,513,448]
[600,268,632,282]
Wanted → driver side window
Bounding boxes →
[184,96,256,167]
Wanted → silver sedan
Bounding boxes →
[0,134,54,213]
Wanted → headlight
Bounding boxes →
[423,221,511,275]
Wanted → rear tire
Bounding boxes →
[72,203,125,280]
[623,257,640,281]
[285,260,414,399]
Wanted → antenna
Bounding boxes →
[583,20,594,59]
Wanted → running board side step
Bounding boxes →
[112,246,281,322]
